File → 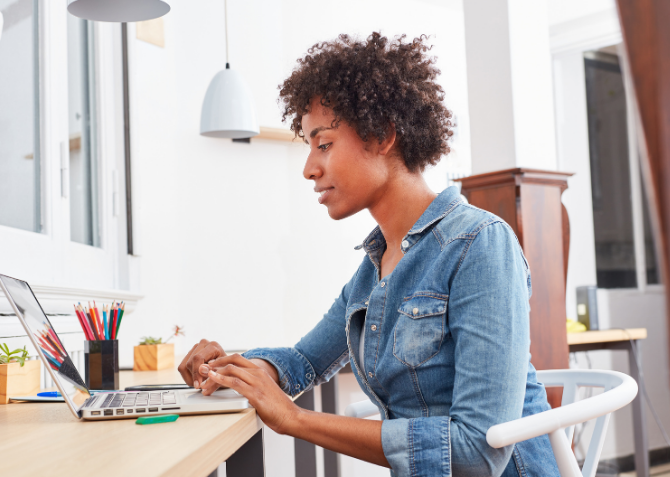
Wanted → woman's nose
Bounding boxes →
[303,151,323,181]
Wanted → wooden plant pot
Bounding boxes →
[0,359,41,404]
[133,343,174,371]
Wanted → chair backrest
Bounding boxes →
[346,369,637,477]
[487,369,638,477]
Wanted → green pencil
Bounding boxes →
[115,303,125,339]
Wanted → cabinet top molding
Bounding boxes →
[455,168,575,190]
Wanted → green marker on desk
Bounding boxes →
[136,414,179,425]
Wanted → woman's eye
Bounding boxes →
[318,143,331,151]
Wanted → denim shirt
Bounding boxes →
[243,187,560,477]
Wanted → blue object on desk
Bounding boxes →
[37,392,62,398]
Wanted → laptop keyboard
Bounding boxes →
[98,392,177,408]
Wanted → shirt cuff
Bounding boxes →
[242,347,316,397]
[382,416,452,477]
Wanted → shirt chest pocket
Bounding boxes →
[393,293,448,368]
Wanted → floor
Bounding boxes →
[619,463,670,476]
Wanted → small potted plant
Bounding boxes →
[0,344,40,404]
[133,325,184,371]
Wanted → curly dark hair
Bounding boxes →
[278,32,453,173]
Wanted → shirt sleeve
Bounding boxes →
[242,268,358,397]
[381,222,531,477]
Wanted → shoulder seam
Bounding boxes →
[454,219,505,274]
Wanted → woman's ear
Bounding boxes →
[378,123,398,156]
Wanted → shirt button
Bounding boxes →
[371,325,377,331]
[413,307,419,315]
[368,372,373,378]
[401,240,409,249]
[380,282,385,288]
[365,301,369,305]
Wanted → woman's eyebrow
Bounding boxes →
[309,126,332,139]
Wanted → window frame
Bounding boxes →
[553,27,663,294]
[0,2,132,303]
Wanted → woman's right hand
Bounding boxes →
[178,339,227,389]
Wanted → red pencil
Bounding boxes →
[38,335,59,358]
[73,305,87,339]
[76,306,95,340]
[112,303,118,340]
[41,332,65,361]
[74,306,93,340]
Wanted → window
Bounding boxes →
[67,16,100,247]
[0,0,41,233]
[0,3,130,292]
[584,49,660,289]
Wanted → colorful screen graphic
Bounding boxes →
[0,275,91,408]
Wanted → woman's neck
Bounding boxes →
[368,173,438,253]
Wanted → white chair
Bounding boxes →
[344,369,638,477]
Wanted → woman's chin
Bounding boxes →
[326,204,359,221]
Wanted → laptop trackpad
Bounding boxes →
[181,389,244,403]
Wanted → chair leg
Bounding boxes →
[581,414,611,477]
[549,429,583,477]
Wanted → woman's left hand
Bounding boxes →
[199,354,300,435]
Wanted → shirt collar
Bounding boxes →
[354,186,463,254]
[406,186,463,236]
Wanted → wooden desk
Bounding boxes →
[0,367,264,477]
[567,328,647,347]
[567,328,649,477]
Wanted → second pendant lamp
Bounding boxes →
[200,0,259,139]
[67,0,170,22]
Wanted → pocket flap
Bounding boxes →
[398,293,448,319]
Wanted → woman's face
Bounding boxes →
[301,98,397,220]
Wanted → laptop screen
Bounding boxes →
[0,275,91,409]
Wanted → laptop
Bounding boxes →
[0,273,249,420]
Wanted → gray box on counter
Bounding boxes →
[576,285,599,330]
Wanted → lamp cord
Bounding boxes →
[224,0,229,68]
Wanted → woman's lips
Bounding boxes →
[318,188,334,204]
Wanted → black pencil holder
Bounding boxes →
[85,340,119,390]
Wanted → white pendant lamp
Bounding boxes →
[200,0,259,139]
[67,0,170,23]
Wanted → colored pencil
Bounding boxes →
[46,328,65,353]
[73,300,129,341]
[94,302,102,338]
[87,306,101,340]
[115,303,125,339]
[78,306,95,340]
[43,330,65,356]
[102,305,109,340]
[43,351,62,368]
[37,336,59,358]
[78,304,93,338]
[74,305,91,340]
[88,302,101,340]
[112,304,118,340]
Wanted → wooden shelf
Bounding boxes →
[256,127,302,143]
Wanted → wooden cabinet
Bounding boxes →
[458,168,573,408]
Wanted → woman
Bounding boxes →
[179,33,559,476]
